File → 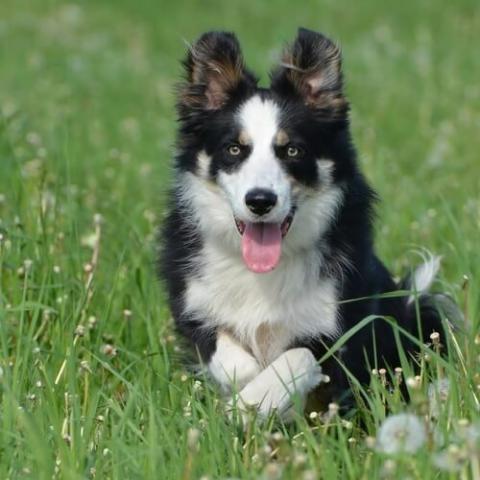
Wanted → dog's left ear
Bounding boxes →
[271,28,347,113]
[179,31,255,111]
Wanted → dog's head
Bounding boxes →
[176,29,352,273]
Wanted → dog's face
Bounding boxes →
[176,29,351,273]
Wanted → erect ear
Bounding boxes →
[271,28,347,113]
[179,31,255,111]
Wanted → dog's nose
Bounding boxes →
[245,188,278,216]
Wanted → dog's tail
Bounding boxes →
[399,253,463,342]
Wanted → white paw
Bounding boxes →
[209,336,261,394]
[228,348,328,423]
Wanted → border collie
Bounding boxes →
[160,28,454,420]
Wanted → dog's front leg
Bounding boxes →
[208,331,261,394]
[229,348,328,422]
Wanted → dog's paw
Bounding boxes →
[227,348,328,423]
[209,345,261,394]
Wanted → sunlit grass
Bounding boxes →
[0,0,479,478]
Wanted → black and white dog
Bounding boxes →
[160,28,451,420]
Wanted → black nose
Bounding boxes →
[245,188,278,216]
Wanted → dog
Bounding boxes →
[159,28,455,421]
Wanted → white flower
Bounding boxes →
[428,378,450,418]
[376,413,427,454]
[432,445,467,472]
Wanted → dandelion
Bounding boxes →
[101,344,117,357]
[302,470,317,480]
[187,427,200,452]
[74,325,86,337]
[87,316,97,329]
[123,309,132,320]
[293,452,307,468]
[80,360,92,373]
[309,411,318,420]
[365,436,376,449]
[432,444,467,472]
[459,421,480,451]
[271,432,284,443]
[430,331,440,345]
[263,462,282,480]
[93,213,103,226]
[83,263,93,274]
[376,413,427,454]
[53,265,61,274]
[428,378,450,418]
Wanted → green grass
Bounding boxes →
[0,0,479,478]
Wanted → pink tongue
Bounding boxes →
[241,222,282,273]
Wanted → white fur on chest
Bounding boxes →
[184,243,339,366]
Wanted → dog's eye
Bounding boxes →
[287,147,300,157]
[227,144,241,156]
[286,145,305,158]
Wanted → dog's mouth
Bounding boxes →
[234,210,295,274]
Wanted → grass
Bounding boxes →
[0,0,479,478]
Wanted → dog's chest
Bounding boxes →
[184,244,339,365]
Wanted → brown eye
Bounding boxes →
[228,144,241,156]
[287,146,299,158]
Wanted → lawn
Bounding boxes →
[0,0,479,478]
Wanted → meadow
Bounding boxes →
[0,0,479,478]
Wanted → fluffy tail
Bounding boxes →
[401,253,463,339]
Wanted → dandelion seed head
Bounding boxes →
[93,213,103,226]
[328,403,339,416]
[302,470,317,480]
[376,413,427,454]
[87,316,97,329]
[101,344,117,357]
[432,444,468,472]
[271,432,284,443]
[187,427,200,451]
[75,325,86,337]
[382,459,396,474]
[428,378,450,418]
[365,436,376,449]
[309,411,318,420]
[293,452,307,467]
[263,462,282,480]
[430,331,440,345]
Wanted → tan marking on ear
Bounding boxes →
[275,129,289,146]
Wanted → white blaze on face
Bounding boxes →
[217,95,292,274]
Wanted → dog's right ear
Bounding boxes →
[271,28,347,114]
[179,31,255,111]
